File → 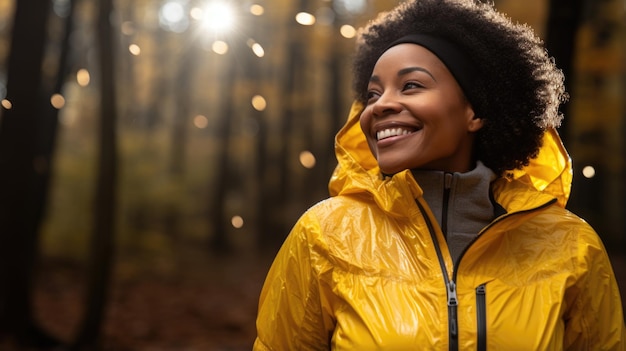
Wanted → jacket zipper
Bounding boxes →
[415,200,458,351]
[476,283,487,351]
[416,195,556,351]
[442,173,453,239]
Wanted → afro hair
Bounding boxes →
[352,0,567,175]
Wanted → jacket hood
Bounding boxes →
[328,101,573,208]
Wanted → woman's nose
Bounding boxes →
[372,92,402,117]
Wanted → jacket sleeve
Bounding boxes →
[254,210,334,351]
[563,224,626,350]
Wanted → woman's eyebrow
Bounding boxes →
[368,66,436,83]
[398,66,436,81]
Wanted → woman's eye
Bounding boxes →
[366,90,380,102]
[403,82,424,90]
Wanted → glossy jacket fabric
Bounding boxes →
[254,102,626,350]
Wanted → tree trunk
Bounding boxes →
[170,46,197,176]
[209,55,236,253]
[544,0,585,218]
[72,0,118,348]
[321,12,347,196]
[544,0,584,146]
[258,1,306,249]
[0,0,62,347]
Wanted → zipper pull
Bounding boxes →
[448,280,459,339]
[447,280,458,306]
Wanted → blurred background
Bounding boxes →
[0,0,624,350]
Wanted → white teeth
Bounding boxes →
[377,128,412,141]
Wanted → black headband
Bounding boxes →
[384,34,477,103]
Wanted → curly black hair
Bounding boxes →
[352,0,567,175]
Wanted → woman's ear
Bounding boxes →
[466,107,484,132]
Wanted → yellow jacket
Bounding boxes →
[254,102,625,350]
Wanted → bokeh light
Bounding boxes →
[190,6,203,20]
[250,4,264,16]
[582,165,596,178]
[50,94,65,109]
[76,69,90,87]
[295,12,316,26]
[299,150,316,169]
[193,114,208,129]
[129,44,141,56]
[248,40,265,57]
[340,24,357,38]
[1,99,12,109]
[231,215,244,229]
[159,1,189,33]
[251,95,267,111]
[212,40,229,54]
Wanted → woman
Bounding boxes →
[254,0,626,349]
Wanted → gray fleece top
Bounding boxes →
[411,161,497,264]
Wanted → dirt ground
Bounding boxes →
[29,248,275,351]
[12,248,626,350]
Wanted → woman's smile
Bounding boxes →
[376,127,412,141]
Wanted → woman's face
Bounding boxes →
[360,43,483,175]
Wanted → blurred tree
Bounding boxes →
[165,36,200,239]
[256,9,291,250]
[0,0,63,347]
[259,0,309,249]
[326,17,346,175]
[72,0,119,348]
[544,0,584,145]
[317,1,353,199]
[170,45,197,177]
[567,0,625,249]
[210,48,236,253]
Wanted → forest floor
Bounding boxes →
[3,246,626,351]
[26,246,276,351]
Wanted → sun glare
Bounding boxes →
[201,1,236,33]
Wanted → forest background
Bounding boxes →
[0,0,624,350]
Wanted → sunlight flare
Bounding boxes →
[200,1,236,34]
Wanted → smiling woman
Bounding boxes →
[360,44,479,175]
[253,0,626,350]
